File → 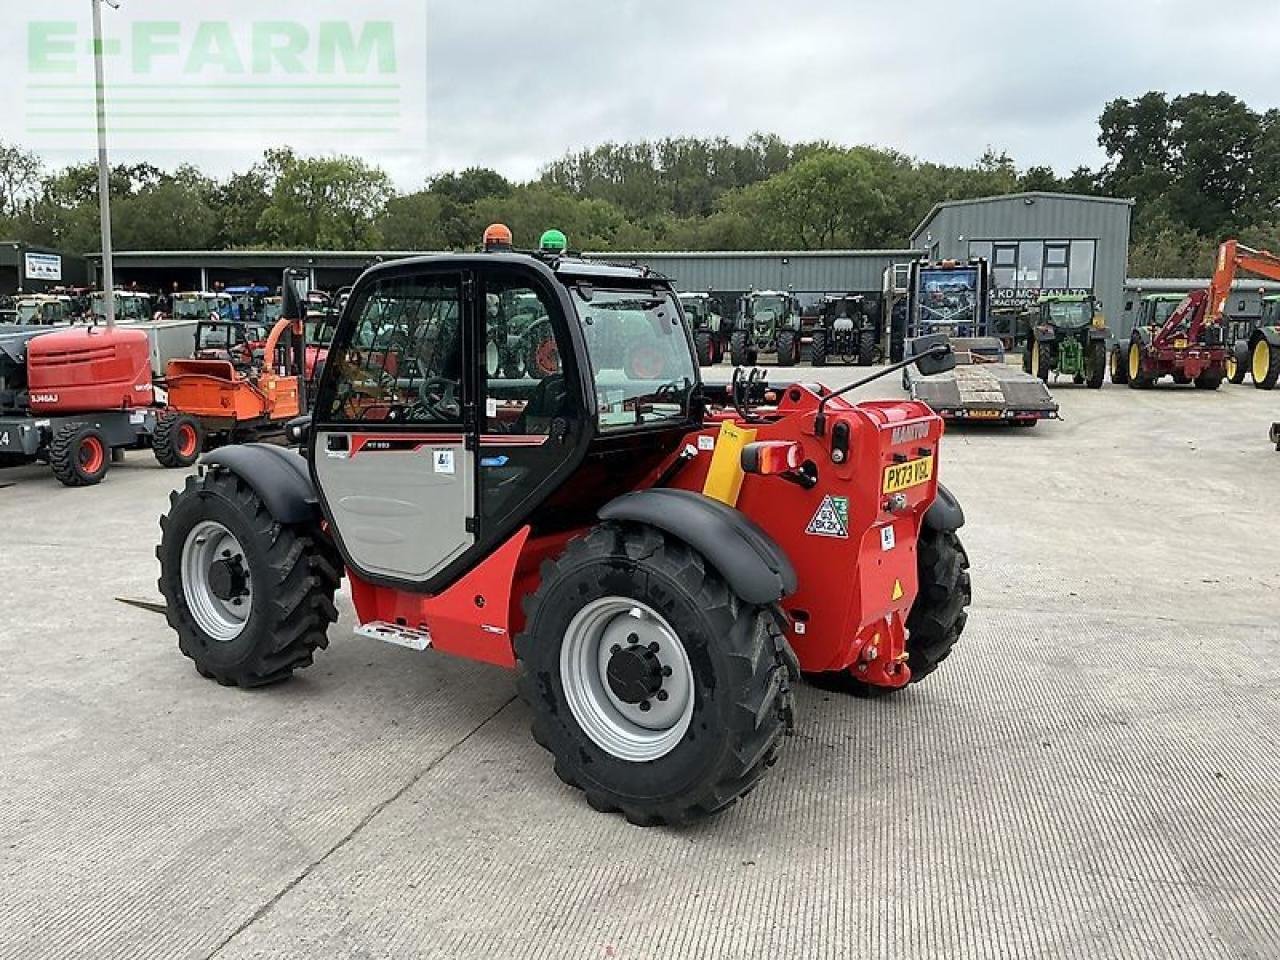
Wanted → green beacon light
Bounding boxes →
[539,229,568,253]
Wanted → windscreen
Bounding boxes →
[1046,300,1093,328]
[1151,299,1181,327]
[16,302,39,324]
[573,287,696,432]
[918,268,979,329]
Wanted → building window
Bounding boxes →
[1069,240,1096,289]
[967,238,1097,295]
[1017,241,1043,289]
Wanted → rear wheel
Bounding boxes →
[49,423,109,487]
[1252,338,1280,389]
[810,329,828,367]
[1110,346,1130,385]
[775,330,798,367]
[1031,341,1052,382]
[157,471,341,687]
[729,330,751,368]
[1085,341,1106,388]
[153,413,203,469]
[515,523,797,826]
[814,526,970,698]
[857,329,876,366]
[694,330,716,367]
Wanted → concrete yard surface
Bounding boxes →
[1,370,1278,960]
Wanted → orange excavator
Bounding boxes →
[164,270,311,447]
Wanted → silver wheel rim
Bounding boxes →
[560,597,695,762]
[181,520,252,642]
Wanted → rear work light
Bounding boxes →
[740,440,803,476]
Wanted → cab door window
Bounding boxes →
[482,277,565,436]
[319,274,464,425]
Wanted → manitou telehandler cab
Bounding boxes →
[157,227,971,825]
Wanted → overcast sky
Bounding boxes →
[5,0,1280,189]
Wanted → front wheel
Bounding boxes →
[515,523,797,826]
[857,329,876,366]
[729,330,751,368]
[694,330,715,367]
[153,413,203,469]
[1086,341,1107,388]
[1030,341,1052,382]
[157,471,341,687]
[1127,342,1151,389]
[775,330,798,367]
[810,329,828,367]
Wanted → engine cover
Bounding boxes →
[27,327,154,414]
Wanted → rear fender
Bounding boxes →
[923,482,965,534]
[200,443,319,525]
[1251,327,1280,350]
[599,488,797,604]
[1088,327,1110,341]
[1033,327,1056,344]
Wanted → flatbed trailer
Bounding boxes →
[902,261,1058,426]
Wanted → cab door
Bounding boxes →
[311,269,476,585]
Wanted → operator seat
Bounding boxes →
[513,374,569,437]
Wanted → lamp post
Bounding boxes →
[92,0,119,327]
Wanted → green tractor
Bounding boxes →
[730,290,802,367]
[1226,295,1280,387]
[1021,293,1108,388]
[680,293,725,366]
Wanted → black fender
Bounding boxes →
[1250,327,1280,350]
[200,443,319,526]
[1088,327,1110,341]
[1132,327,1152,348]
[1033,327,1056,344]
[924,482,965,534]
[599,488,797,604]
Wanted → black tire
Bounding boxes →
[857,329,876,366]
[694,330,715,367]
[1194,370,1224,391]
[1086,341,1106,389]
[1252,337,1280,390]
[810,329,828,367]
[1127,342,1151,389]
[153,413,204,469]
[812,527,970,698]
[1022,344,1033,374]
[157,471,341,687]
[515,522,797,826]
[1031,341,1052,382]
[1227,347,1247,384]
[49,423,109,487]
[729,330,751,368]
[775,330,798,367]
[1110,346,1130,385]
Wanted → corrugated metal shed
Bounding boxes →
[910,192,1134,335]
[581,250,923,293]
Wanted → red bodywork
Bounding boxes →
[345,384,944,688]
[1133,288,1227,381]
[27,327,154,414]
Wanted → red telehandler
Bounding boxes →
[155,227,973,825]
[1118,240,1280,391]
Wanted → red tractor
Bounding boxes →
[156,230,971,824]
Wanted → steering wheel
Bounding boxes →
[416,376,461,422]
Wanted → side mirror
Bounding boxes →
[281,269,309,322]
[285,414,311,447]
[910,334,956,375]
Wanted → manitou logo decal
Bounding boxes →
[890,423,930,445]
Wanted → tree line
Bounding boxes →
[0,92,1275,277]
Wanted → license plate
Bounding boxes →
[882,455,934,494]
[969,409,1001,419]
[1174,338,1188,349]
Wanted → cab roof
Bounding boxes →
[359,250,673,289]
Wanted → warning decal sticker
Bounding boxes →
[806,495,849,539]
